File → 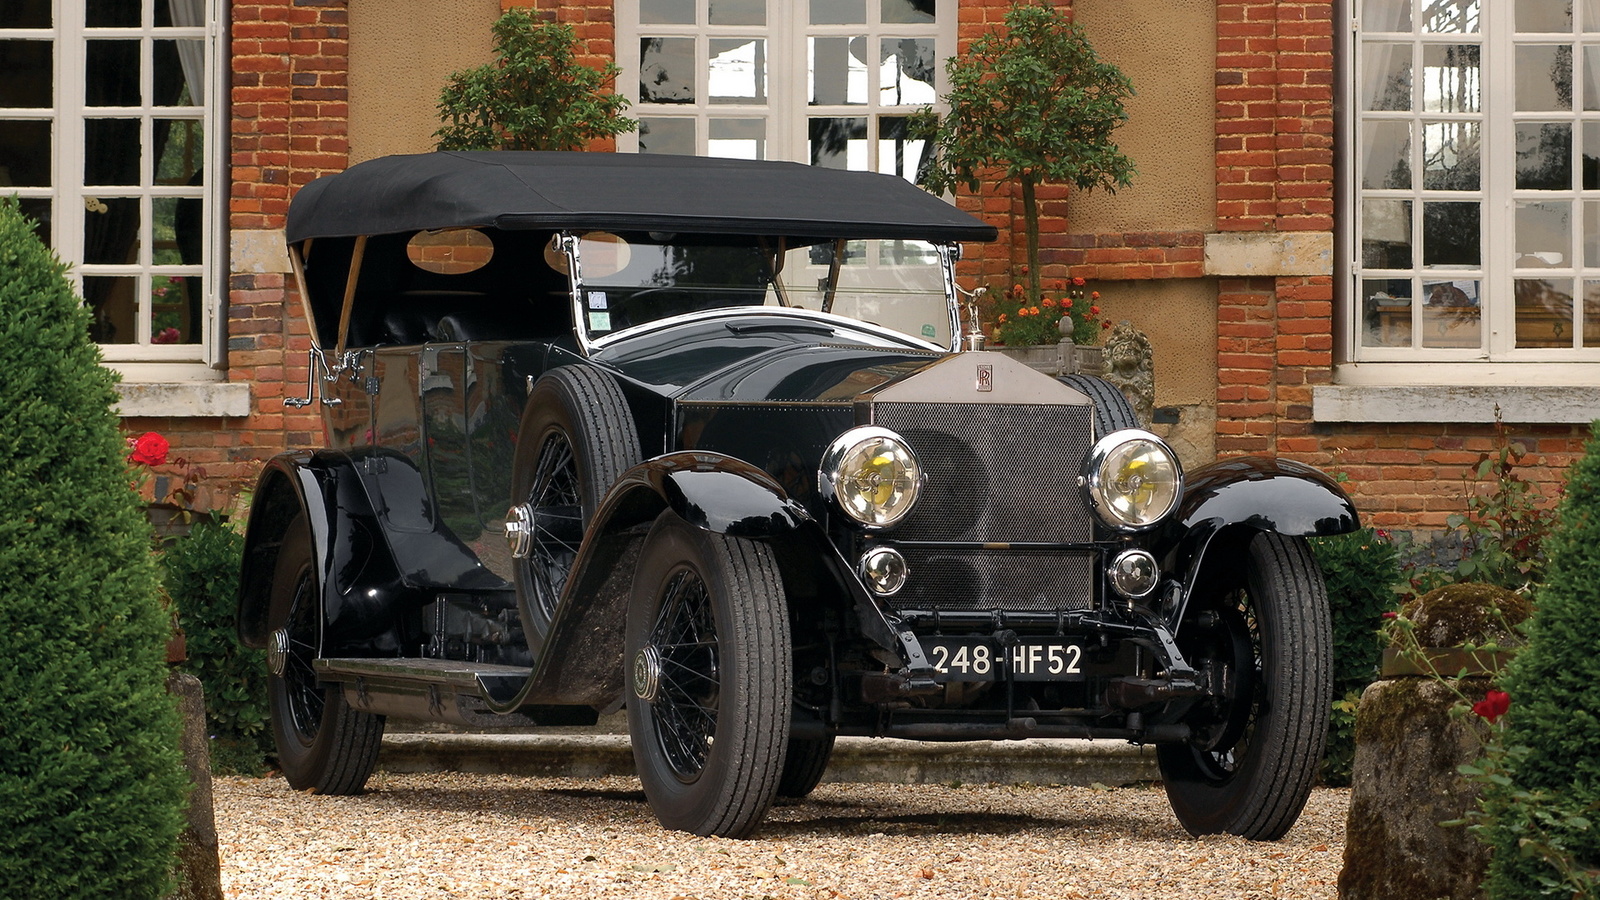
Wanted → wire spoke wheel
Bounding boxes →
[266,515,385,794]
[526,429,583,621]
[1157,532,1331,840]
[627,512,790,838]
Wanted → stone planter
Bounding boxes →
[1338,584,1531,900]
[992,341,1104,377]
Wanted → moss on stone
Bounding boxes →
[1398,583,1531,650]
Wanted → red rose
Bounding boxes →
[129,432,169,467]
[1472,690,1510,724]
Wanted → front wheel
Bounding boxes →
[1157,532,1331,840]
[266,516,384,794]
[626,512,791,838]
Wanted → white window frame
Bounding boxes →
[0,0,226,382]
[616,0,955,173]
[1339,0,1600,387]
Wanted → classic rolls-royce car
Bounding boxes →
[238,151,1358,840]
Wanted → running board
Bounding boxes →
[315,658,598,728]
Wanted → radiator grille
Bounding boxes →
[876,402,1094,543]
[874,402,1097,611]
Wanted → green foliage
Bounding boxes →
[1479,423,1600,899]
[1443,416,1556,593]
[912,2,1134,303]
[0,196,187,897]
[435,9,635,151]
[164,517,271,774]
[1310,526,1402,785]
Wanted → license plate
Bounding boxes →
[925,638,1086,682]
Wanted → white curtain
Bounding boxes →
[168,0,206,105]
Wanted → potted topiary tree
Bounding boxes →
[912,2,1135,310]
[435,8,635,152]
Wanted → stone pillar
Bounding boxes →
[167,672,224,900]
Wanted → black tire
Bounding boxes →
[512,366,639,638]
[1059,372,1139,435]
[1157,532,1332,840]
[776,735,835,799]
[266,516,384,794]
[626,512,791,838]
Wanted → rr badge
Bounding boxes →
[976,363,993,392]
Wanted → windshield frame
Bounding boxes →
[559,231,962,355]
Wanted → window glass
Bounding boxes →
[882,0,934,24]
[639,117,696,154]
[810,37,869,105]
[812,0,865,25]
[0,0,50,28]
[709,0,762,26]
[0,41,53,107]
[641,0,694,25]
[809,116,867,168]
[709,38,766,104]
[641,38,696,104]
[708,117,766,159]
[0,121,52,186]
[880,38,936,105]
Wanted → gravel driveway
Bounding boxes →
[215,774,1348,899]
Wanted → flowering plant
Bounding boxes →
[991,277,1108,347]
[126,430,226,516]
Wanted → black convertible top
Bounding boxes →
[285,151,997,244]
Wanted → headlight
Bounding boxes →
[1082,430,1182,531]
[820,426,923,528]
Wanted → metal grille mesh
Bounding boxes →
[874,402,1096,612]
[891,548,1096,612]
[876,402,1093,543]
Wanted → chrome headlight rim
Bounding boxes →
[819,425,924,530]
[1082,429,1183,533]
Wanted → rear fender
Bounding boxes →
[236,452,413,654]
[1156,456,1358,625]
[520,451,909,707]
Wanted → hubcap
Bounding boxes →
[633,645,662,702]
[505,503,534,558]
[267,627,290,677]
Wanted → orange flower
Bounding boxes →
[1102,320,1112,329]
[1091,291,1100,299]
[1041,297,1057,308]
[1090,305,1101,315]
[1064,298,1074,308]
[1054,280,1065,291]
[1028,306,1041,316]
[998,313,1007,323]
[1012,283,1024,296]
[1072,276,1086,287]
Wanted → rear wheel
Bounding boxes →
[776,735,835,799]
[266,517,384,794]
[1157,532,1331,840]
[511,366,639,639]
[626,512,791,838]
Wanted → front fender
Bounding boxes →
[518,451,911,707]
[1156,456,1358,613]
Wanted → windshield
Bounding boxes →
[571,232,954,347]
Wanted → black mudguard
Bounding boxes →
[508,451,914,710]
[236,451,415,656]
[1157,456,1359,619]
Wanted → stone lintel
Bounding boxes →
[1203,232,1334,277]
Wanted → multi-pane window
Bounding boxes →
[618,0,950,180]
[0,0,221,367]
[1352,0,1600,360]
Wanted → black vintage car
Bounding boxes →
[238,151,1358,840]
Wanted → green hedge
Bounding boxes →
[164,518,273,774]
[1482,428,1600,899]
[0,196,187,897]
[1311,527,1401,786]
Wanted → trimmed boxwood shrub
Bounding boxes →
[1310,526,1401,785]
[0,197,187,897]
[1481,428,1600,899]
[163,518,273,774]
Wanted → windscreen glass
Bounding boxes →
[573,232,951,345]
